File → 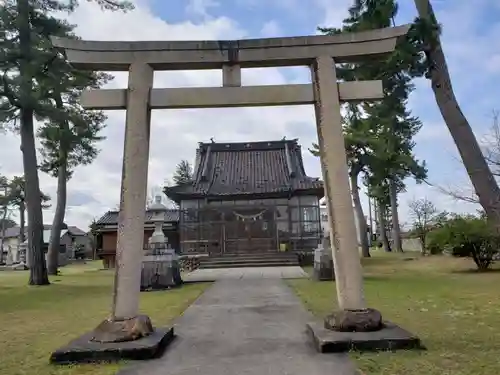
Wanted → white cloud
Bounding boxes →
[315,0,351,29]
[260,20,282,37]
[186,0,220,19]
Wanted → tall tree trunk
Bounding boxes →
[414,0,500,227]
[0,208,7,264]
[47,162,67,275]
[47,94,69,276]
[19,201,25,243]
[368,195,373,239]
[389,180,403,252]
[377,201,391,252]
[350,172,370,258]
[17,0,49,285]
[91,234,97,260]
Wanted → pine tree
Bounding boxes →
[173,160,194,185]
[0,0,132,284]
[37,33,110,275]
[314,0,428,252]
[310,104,373,257]
[5,176,51,245]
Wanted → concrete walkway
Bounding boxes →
[183,266,308,282]
[119,278,358,375]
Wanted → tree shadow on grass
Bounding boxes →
[450,267,500,274]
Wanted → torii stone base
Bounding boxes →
[50,325,174,364]
[306,320,424,353]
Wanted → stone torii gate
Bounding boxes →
[51,25,411,358]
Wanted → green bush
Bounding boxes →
[427,216,499,270]
[426,228,448,255]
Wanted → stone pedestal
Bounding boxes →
[313,236,335,281]
[141,247,182,291]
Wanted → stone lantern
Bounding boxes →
[149,195,167,248]
[140,195,182,290]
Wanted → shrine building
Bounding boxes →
[93,139,324,267]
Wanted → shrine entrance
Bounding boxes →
[52,24,408,320]
[224,207,276,254]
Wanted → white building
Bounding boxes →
[1,225,91,265]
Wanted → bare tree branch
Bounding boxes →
[422,110,500,205]
[424,179,479,204]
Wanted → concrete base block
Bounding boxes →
[306,321,424,353]
[50,327,174,364]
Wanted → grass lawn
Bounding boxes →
[289,251,500,375]
[0,261,210,375]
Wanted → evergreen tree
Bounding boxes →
[88,218,99,260]
[173,160,194,185]
[5,176,51,246]
[310,104,373,257]
[37,33,110,276]
[312,0,427,252]
[0,0,132,284]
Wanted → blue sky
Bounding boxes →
[1,0,499,229]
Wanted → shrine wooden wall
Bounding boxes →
[178,196,322,255]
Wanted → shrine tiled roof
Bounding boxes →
[164,139,323,202]
[95,209,180,226]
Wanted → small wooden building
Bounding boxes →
[93,210,179,268]
[164,139,324,256]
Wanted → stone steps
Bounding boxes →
[208,252,297,260]
[198,252,299,269]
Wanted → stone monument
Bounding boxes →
[50,24,421,363]
[141,195,182,291]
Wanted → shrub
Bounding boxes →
[427,216,499,270]
[426,240,444,255]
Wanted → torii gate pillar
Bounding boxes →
[50,25,422,363]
